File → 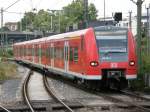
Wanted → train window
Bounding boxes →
[19,47,21,56]
[36,45,38,56]
[61,48,64,59]
[32,46,34,56]
[45,47,49,58]
[42,48,45,57]
[24,46,26,56]
[69,47,73,61]
[54,47,57,58]
[22,47,23,56]
[29,48,31,56]
[74,47,78,62]
[38,47,41,57]
[50,47,53,58]
[28,48,30,56]
[54,47,63,59]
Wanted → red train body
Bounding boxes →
[13,26,137,89]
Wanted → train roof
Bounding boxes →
[46,28,88,41]
[14,37,47,46]
[14,28,89,46]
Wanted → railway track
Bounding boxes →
[97,92,150,112]
[120,90,150,102]
[19,63,150,112]
[0,105,11,112]
[22,70,35,112]
[43,72,150,112]
[43,73,74,112]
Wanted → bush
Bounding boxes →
[0,62,17,80]
[0,48,13,58]
[142,54,150,73]
[129,54,150,91]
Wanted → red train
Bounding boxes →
[13,26,137,89]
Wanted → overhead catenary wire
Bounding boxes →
[4,10,24,14]
[4,0,23,11]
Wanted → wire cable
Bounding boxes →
[4,0,23,11]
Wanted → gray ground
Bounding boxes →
[0,63,150,112]
[0,63,26,104]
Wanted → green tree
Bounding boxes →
[62,0,98,31]
[33,9,51,32]
[88,3,97,21]
[20,12,36,31]
[19,0,98,33]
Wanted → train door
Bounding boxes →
[64,41,69,72]
[51,43,54,68]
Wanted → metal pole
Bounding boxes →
[20,21,22,31]
[1,8,3,28]
[146,7,149,55]
[148,4,150,54]
[84,0,88,28]
[59,11,60,33]
[129,11,132,29]
[137,0,142,74]
[51,16,53,31]
[104,0,105,21]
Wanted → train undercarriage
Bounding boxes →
[75,69,128,90]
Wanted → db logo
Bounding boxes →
[111,63,118,68]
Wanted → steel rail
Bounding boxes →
[22,70,35,112]
[97,92,150,112]
[43,74,74,112]
[0,105,11,112]
[43,75,150,112]
[120,90,150,102]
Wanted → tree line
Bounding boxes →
[18,0,97,33]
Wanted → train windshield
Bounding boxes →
[95,30,128,62]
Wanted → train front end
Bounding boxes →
[94,26,137,89]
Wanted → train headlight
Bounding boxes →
[129,61,135,66]
[90,61,99,67]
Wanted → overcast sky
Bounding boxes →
[0,0,150,24]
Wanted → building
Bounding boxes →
[116,13,149,37]
[5,22,18,31]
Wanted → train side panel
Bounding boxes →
[84,28,101,78]
[126,30,137,79]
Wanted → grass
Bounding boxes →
[0,61,17,80]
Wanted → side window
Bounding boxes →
[46,47,50,58]
[74,47,78,62]
[50,47,53,58]
[54,47,57,58]
[59,48,64,59]
[69,47,73,61]
[32,45,34,56]
[36,45,38,56]
[42,47,45,57]
[38,47,41,57]
[24,46,26,56]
